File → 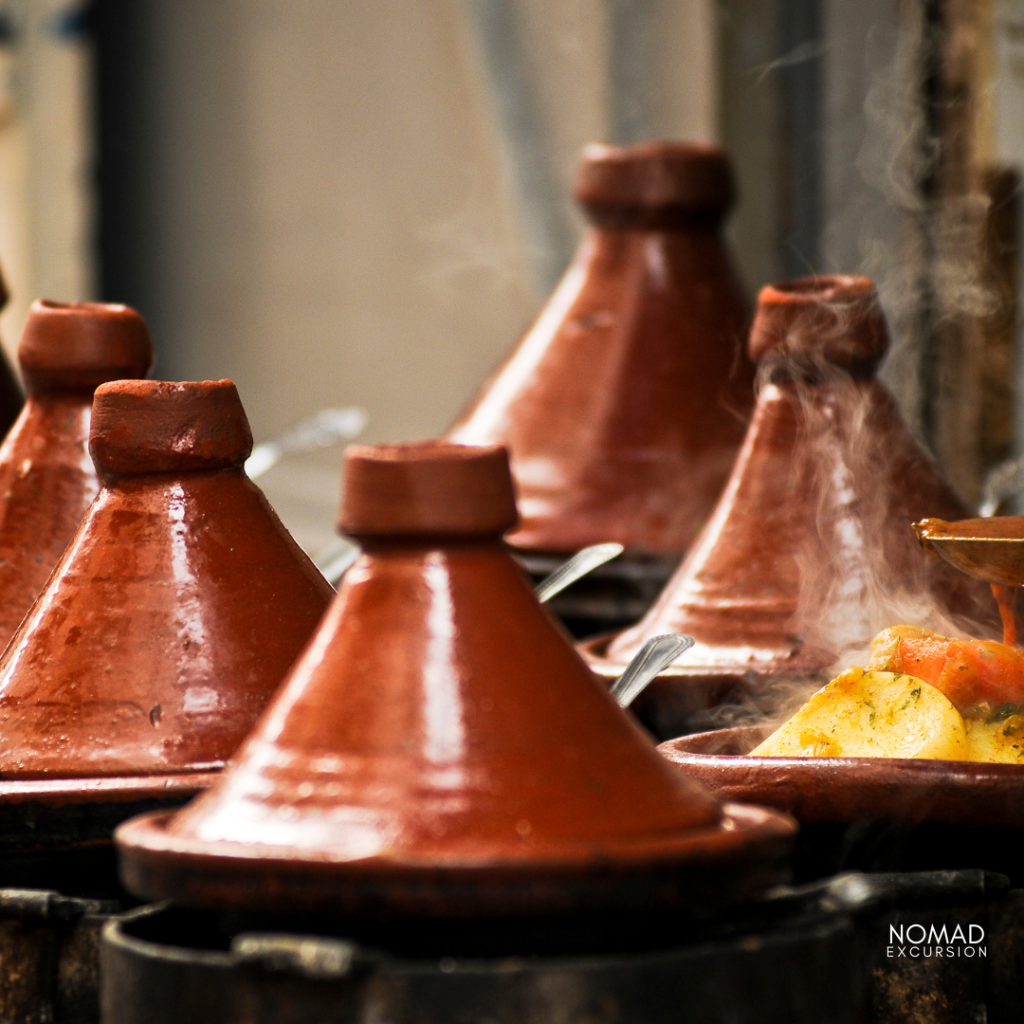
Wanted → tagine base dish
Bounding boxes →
[0,772,214,854]
[117,803,795,918]
[0,772,213,896]
[659,727,1024,882]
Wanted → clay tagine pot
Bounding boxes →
[0,379,334,871]
[116,441,794,918]
[448,142,755,635]
[0,299,154,649]
[658,727,1024,882]
[583,276,996,740]
[0,267,24,438]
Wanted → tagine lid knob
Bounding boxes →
[574,141,736,221]
[748,275,889,377]
[90,379,253,476]
[18,299,154,396]
[340,440,519,538]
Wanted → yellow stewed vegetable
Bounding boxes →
[751,668,969,760]
[963,714,1024,764]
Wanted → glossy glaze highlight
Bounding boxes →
[0,379,334,780]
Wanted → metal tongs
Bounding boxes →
[535,545,694,705]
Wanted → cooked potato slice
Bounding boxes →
[965,714,1024,764]
[751,668,969,760]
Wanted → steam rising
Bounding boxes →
[701,12,1007,733]
[840,6,997,432]
[700,303,997,734]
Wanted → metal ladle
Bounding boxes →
[913,517,1024,588]
[913,516,1024,645]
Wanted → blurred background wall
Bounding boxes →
[0,0,1019,552]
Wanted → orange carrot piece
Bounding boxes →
[868,625,1024,711]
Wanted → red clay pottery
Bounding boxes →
[0,299,154,649]
[660,726,1024,830]
[0,379,333,1024]
[449,142,755,634]
[658,727,1024,885]
[0,378,333,796]
[584,276,996,739]
[0,270,24,439]
[116,441,794,918]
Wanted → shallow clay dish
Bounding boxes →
[659,726,1024,830]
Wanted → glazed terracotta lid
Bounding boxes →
[0,300,154,648]
[116,441,794,917]
[448,141,754,557]
[0,379,334,818]
[583,276,994,730]
[659,727,1024,830]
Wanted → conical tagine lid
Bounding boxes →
[116,441,794,917]
[0,379,334,795]
[449,142,754,557]
[586,276,995,727]
[0,300,154,648]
